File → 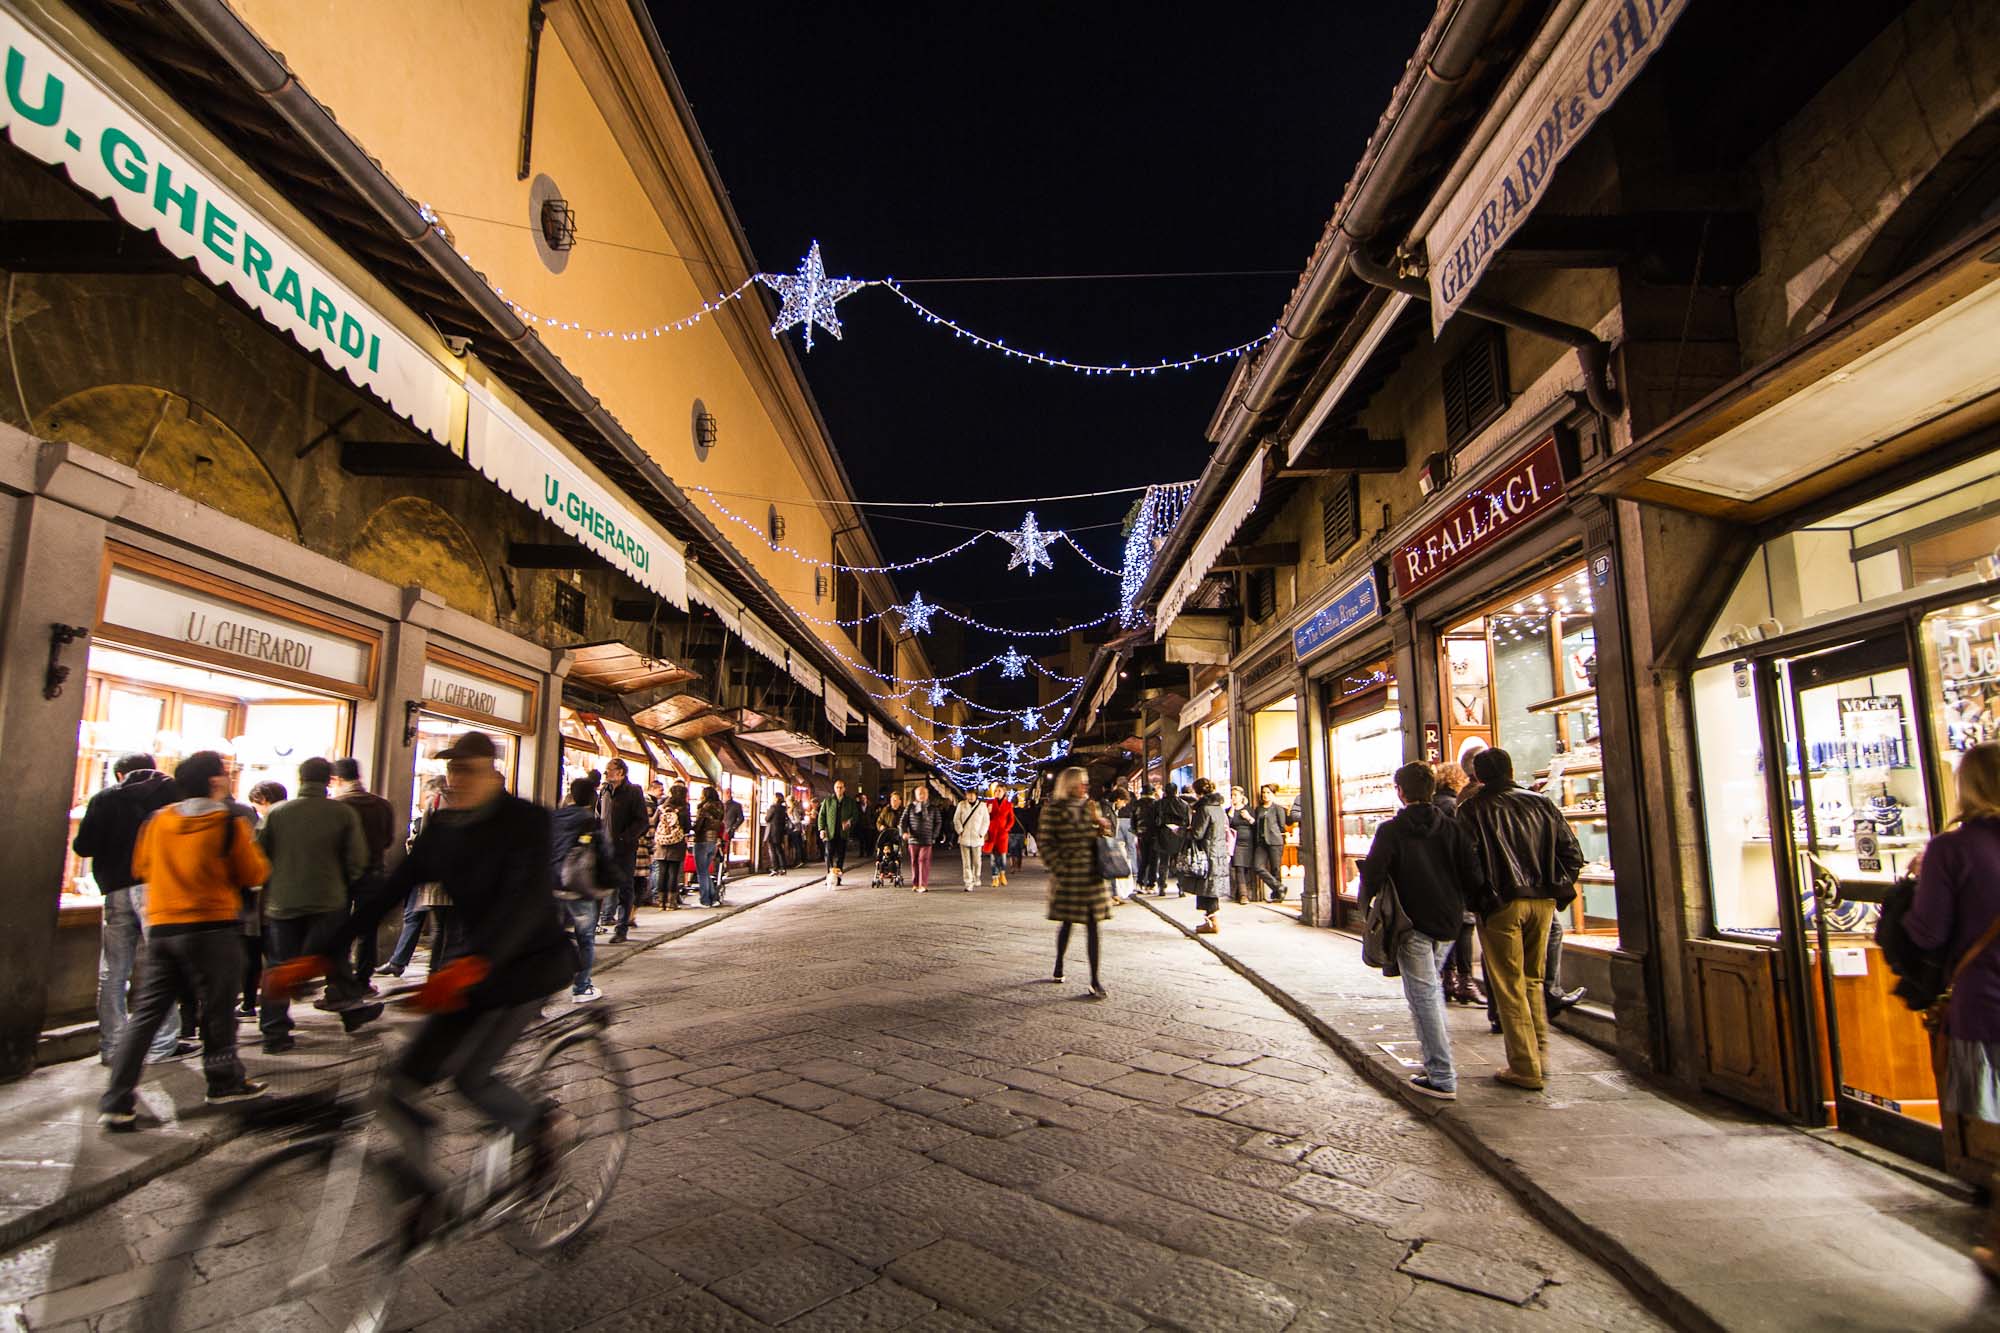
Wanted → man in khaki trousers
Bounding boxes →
[1459,748,1584,1091]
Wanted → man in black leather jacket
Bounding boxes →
[1459,748,1584,1092]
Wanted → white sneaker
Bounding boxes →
[571,985,601,1003]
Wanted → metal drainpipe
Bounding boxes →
[165,0,886,714]
[1344,248,1624,421]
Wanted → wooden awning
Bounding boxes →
[565,641,698,694]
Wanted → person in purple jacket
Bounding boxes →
[1907,740,2000,1280]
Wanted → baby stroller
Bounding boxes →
[873,830,904,887]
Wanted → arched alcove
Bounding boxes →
[37,383,299,541]
[345,496,495,621]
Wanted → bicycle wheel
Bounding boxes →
[140,1135,414,1333]
[504,1019,631,1251]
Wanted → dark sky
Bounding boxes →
[654,3,1430,654]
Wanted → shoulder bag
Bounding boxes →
[1361,880,1408,976]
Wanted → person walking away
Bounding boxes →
[1012,800,1035,871]
[381,776,447,977]
[1186,779,1232,934]
[1251,784,1292,902]
[789,794,808,866]
[551,777,613,1002]
[263,731,577,1190]
[983,783,1016,886]
[902,786,944,892]
[635,777,662,906]
[1153,784,1190,896]
[98,751,270,1127]
[720,790,746,897]
[1906,742,2000,1279]
[692,787,726,907]
[74,751,186,1066]
[330,758,395,985]
[596,758,646,943]
[818,780,860,886]
[952,789,990,890]
[875,792,906,887]
[1361,762,1489,1100]
[764,795,791,872]
[653,783,690,908]
[1133,784,1160,892]
[1108,790,1139,901]
[1039,767,1113,998]
[257,757,382,1053]
[1459,748,1584,1091]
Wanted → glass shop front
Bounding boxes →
[1689,445,2000,1167]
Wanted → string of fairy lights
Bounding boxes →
[415,209,1244,778]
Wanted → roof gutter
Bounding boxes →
[163,0,891,718]
[1344,248,1623,420]
[1212,0,1514,451]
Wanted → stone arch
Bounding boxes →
[37,384,299,541]
[1832,110,2000,317]
[345,497,495,621]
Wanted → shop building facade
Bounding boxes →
[0,0,950,1073]
[1068,0,2000,1178]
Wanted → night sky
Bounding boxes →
[654,4,1430,659]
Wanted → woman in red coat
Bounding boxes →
[983,783,1016,887]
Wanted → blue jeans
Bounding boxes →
[386,891,430,972]
[564,899,597,992]
[1397,929,1455,1091]
[98,887,179,1062]
[695,841,719,906]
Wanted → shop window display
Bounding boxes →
[1440,565,1615,938]
[69,644,351,899]
[410,711,516,823]
[1328,661,1399,903]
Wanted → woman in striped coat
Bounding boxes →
[1039,766,1112,999]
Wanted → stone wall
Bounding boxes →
[1735,0,2000,364]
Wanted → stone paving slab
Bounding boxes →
[1138,891,2000,1332]
[5,868,1679,1331]
[0,864,823,1253]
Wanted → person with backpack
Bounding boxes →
[1360,762,1489,1101]
[1905,742,2000,1278]
[98,751,272,1128]
[551,777,613,1002]
[652,782,690,908]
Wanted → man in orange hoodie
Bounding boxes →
[99,750,271,1129]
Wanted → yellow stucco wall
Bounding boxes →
[229,0,871,680]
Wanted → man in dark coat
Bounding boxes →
[1359,762,1487,1101]
[268,731,577,1186]
[331,758,396,980]
[74,752,184,1064]
[596,757,647,943]
[1251,784,1294,902]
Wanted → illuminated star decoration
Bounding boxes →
[1004,742,1021,765]
[926,681,949,708]
[998,511,1058,576]
[996,645,1029,679]
[1021,707,1043,730]
[897,591,936,635]
[757,241,866,351]
[948,728,966,749]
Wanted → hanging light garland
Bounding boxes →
[1119,481,1197,626]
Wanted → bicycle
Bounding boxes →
[140,986,632,1333]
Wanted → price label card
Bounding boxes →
[1830,947,1869,978]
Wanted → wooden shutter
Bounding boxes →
[1441,328,1508,447]
[1321,477,1360,562]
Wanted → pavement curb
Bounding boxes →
[1133,895,1718,1333]
[0,871,825,1256]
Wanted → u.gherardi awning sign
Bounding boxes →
[1423,0,1684,330]
[0,9,456,442]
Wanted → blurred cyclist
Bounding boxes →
[264,731,577,1192]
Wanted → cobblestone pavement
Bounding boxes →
[3,869,1668,1331]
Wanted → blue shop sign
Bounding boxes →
[1294,570,1382,662]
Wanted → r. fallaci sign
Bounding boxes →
[1294,568,1383,662]
[1392,435,1567,599]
